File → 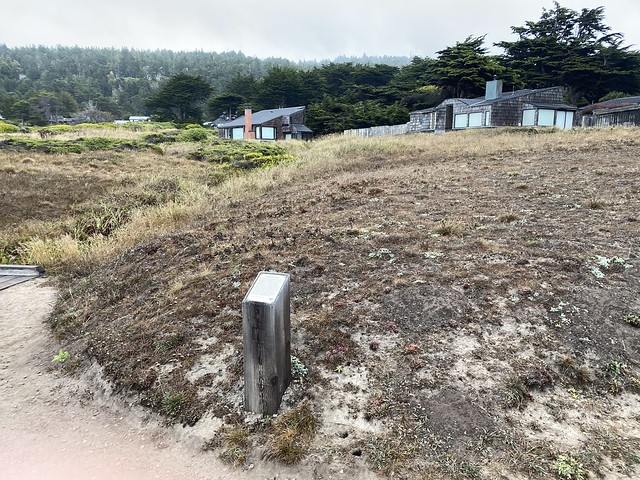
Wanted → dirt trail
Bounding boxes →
[0,279,299,480]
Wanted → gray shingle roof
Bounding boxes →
[410,86,572,114]
[525,103,577,110]
[592,96,640,109]
[292,124,313,133]
[219,106,306,128]
[471,87,566,106]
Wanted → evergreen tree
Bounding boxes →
[206,93,245,120]
[254,66,304,109]
[145,73,212,123]
[497,2,640,104]
[431,36,505,98]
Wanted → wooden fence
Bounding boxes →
[343,124,409,138]
[582,106,640,127]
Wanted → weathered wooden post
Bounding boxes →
[242,271,291,414]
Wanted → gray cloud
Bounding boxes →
[2,0,638,60]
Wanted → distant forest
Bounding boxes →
[1,3,639,135]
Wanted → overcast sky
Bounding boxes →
[2,0,639,61]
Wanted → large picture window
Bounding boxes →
[538,109,555,126]
[232,127,244,139]
[262,126,276,140]
[555,111,575,129]
[522,109,535,126]
[468,112,483,128]
[454,114,468,129]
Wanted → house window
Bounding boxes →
[566,111,575,128]
[522,109,536,126]
[555,111,574,130]
[262,127,276,140]
[538,109,555,126]
[454,114,468,129]
[232,127,244,139]
[484,111,491,127]
[282,115,290,126]
[430,112,436,129]
[468,112,483,128]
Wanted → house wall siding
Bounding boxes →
[492,88,565,126]
[220,109,310,140]
[259,110,308,139]
[407,86,569,133]
[407,110,433,132]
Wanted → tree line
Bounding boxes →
[1,3,639,135]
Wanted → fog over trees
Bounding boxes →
[1,3,638,134]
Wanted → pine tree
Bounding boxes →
[497,2,640,104]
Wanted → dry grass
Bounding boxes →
[4,126,638,270]
[0,142,211,268]
[217,426,250,466]
[3,125,640,479]
[264,402,318,464]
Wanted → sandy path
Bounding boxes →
[0,279,299,480]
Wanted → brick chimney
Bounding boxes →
[243,106,255,139]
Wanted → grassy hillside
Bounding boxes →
[2,126,639,479]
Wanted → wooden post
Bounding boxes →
[242,271,291,414]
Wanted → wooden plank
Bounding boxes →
[242,272,291,414]
[0,265,44,276]
[0,275,37,291]
[0,265,44,291]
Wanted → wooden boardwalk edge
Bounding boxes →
[0,265,45,291]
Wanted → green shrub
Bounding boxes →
[553,454,585,480]
[0,121,19,133]
[40,125,74,134]
[625,314,640,327]
[177,127,212,142]
[121,121,175,131]
[74,123,112,129]
[291,355,308,377]
[189,139,293,169]
[143,130,181,144]
[0,136,162,154]
[161,391,188,420]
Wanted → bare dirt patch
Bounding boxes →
[0,279,324,480]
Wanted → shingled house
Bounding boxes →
[218,106,313,141]
[581,96,640,127]
[408,79,577,133]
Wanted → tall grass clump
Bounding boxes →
[264,402,318,464]
[19,176,208,272]
[21,235,85,271]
